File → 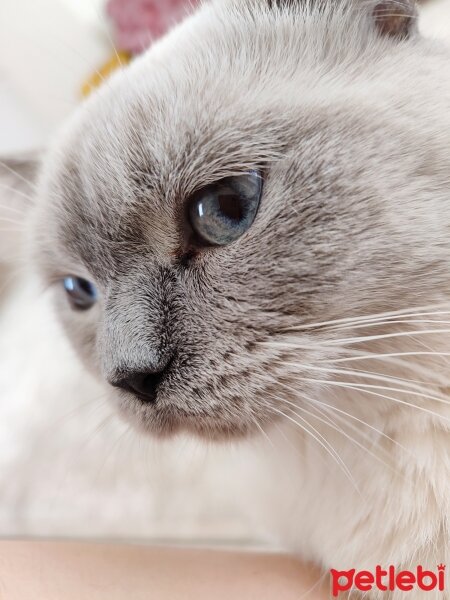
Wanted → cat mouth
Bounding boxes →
[112,386,260,440]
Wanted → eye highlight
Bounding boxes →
[188,170,263,247]
[63,276,98,311]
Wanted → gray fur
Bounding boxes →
[20,0,450,591]
[31,0,450,434]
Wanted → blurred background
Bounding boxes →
[0,0,108,154]
[0,0,449,546]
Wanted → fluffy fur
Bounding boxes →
[4,0,450,597]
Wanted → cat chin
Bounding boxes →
[111,391,262,442]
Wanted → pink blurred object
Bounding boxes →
[107,0,200,55]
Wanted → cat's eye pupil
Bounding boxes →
[188,170,263,247]
[218,193,243,221]
[63,276,98,311]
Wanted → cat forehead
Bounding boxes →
[46,2,361,211]
[38,0,429,273]
[49,79,287,266]
[48,0,423,194]
[44,10,308,259]
[48,0,425,193]
[43,80,290,274]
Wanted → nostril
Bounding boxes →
[112,366,168,404]
[128,372,163,402]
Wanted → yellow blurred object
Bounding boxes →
[81,51,131,97]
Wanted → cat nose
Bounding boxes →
[111,361,171,403]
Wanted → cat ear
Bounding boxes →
[372,0,418,40]
[263,0,418,40]
[0,155,39,275]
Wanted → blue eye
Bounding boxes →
[188,170,263,247]
[63,276,98,311]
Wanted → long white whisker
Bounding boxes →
[284,363,448,397]
[92,2,126,68]
[0,203,28,216]
[328,329,450,346]
[274,305,450,332]
[269,405,359,492]
[299,376,450,406]
[252,418,275,448]
[326,319,450,331]
[0,183,34,204]
[343,351,450,387]
[309,381,450,425]
[260,329,450,352]
[0,218,24,227]
[329,351,450,364]
[303,396,411,456]
[257,372,411,457]
[278,397,396,474]
[0,158,37,191]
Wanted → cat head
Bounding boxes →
[22,0,450,438]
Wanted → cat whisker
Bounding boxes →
[408,331,440,356]
[271,304,450,332]
[0,217,25,227]
[252,418,276,449]
[305,395,411,457]
[63,411,116,467]
[340,350,450,387]
[94,421,135,483]
[267,417,341,473]
[259,328,450,352]
[89,0,126,69]
[283,362,449,397]
[257,372,411,460]
[0,183,35,204]
[299,376,450,407]
[293,400,400,474]
[269,405,360,493]
[327,328,450,346]
[0,158,37,192]
[0,228,24,234]
[328,350,450,364]
[280,396,393,470]
[325,318,450,332]
[49,392,110,428]
[0,203,29,217]
[304,380,450,425]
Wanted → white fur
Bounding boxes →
[0,275,261,542]
[1,3,450,599]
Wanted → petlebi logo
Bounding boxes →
[330,564,446,597]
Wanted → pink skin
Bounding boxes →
[107,0,201,54]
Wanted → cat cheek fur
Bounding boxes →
[29,0,450,596]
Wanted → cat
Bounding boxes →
[4,0,450,597]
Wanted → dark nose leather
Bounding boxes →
[112,362,171,403]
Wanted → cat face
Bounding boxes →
[30,0,450,438]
